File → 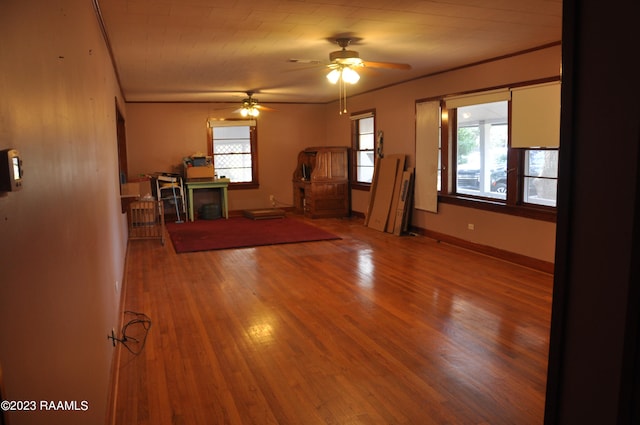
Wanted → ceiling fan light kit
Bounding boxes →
[240,105,259,117]
[240,92,260,117]
[326,66,361,85]
[326,68,341,84]
[341,67,361,84]
[326,64,361,84]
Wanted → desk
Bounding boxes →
[185,178,230,221]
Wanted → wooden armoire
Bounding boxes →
[292,146,350,218]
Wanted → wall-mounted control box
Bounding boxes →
[1,148,23,192]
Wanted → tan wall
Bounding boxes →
[0,1,126,424]
[125,102,327,211]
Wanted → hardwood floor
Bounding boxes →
[114,215,553,425]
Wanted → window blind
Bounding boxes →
[444,89,511,109]
[414,101,440,213]
[511,82,560,148]
[208,119,257,128]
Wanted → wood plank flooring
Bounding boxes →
[114,216,553,425]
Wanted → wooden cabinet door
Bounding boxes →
[328,149,348,180]
[312,148,347,181]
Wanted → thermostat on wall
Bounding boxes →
[0,148,23,192]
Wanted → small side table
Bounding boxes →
[184,178,230,221]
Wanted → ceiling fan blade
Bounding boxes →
[288,58,323,65]
[230,105,277,114]
[363,60,412,70]
[285,59,328,73]
[257,105,277,112]
[283,65,325,73]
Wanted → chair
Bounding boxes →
[155,173,186,223]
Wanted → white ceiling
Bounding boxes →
[96,0,562,105]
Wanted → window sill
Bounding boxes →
[438,193,557,222]
[229,182,259,190]
[351,182,371,191]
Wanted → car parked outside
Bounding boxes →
[489,169,507,193]
[456,167,508,193]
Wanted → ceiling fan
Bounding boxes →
[235,91,275,117]
[328,37,412,71]
[290,38,411,114]
[290,37,412,72]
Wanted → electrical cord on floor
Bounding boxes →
[108,310,152,355]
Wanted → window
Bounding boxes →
[524,148,558,207]
[351,111,376,186]
[455,102,508,199]
[207,120,258,188]
[512,82,560,208]
[440,82,560,218]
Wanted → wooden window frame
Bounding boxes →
[440,100,557,223]
[207,122,259,190]
[350,109,376,191]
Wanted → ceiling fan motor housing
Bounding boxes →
[242,95,258,107]
[329,49,363,67]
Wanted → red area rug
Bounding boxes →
[166,216,341,253]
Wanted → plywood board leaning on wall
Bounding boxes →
[363,130,385,226]
[363,154,381,226]
[394,168,415,235]
[385,155,408,233]
[366,154,405,232]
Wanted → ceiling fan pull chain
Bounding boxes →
[339,76,342,114]
[342,78,348,114]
